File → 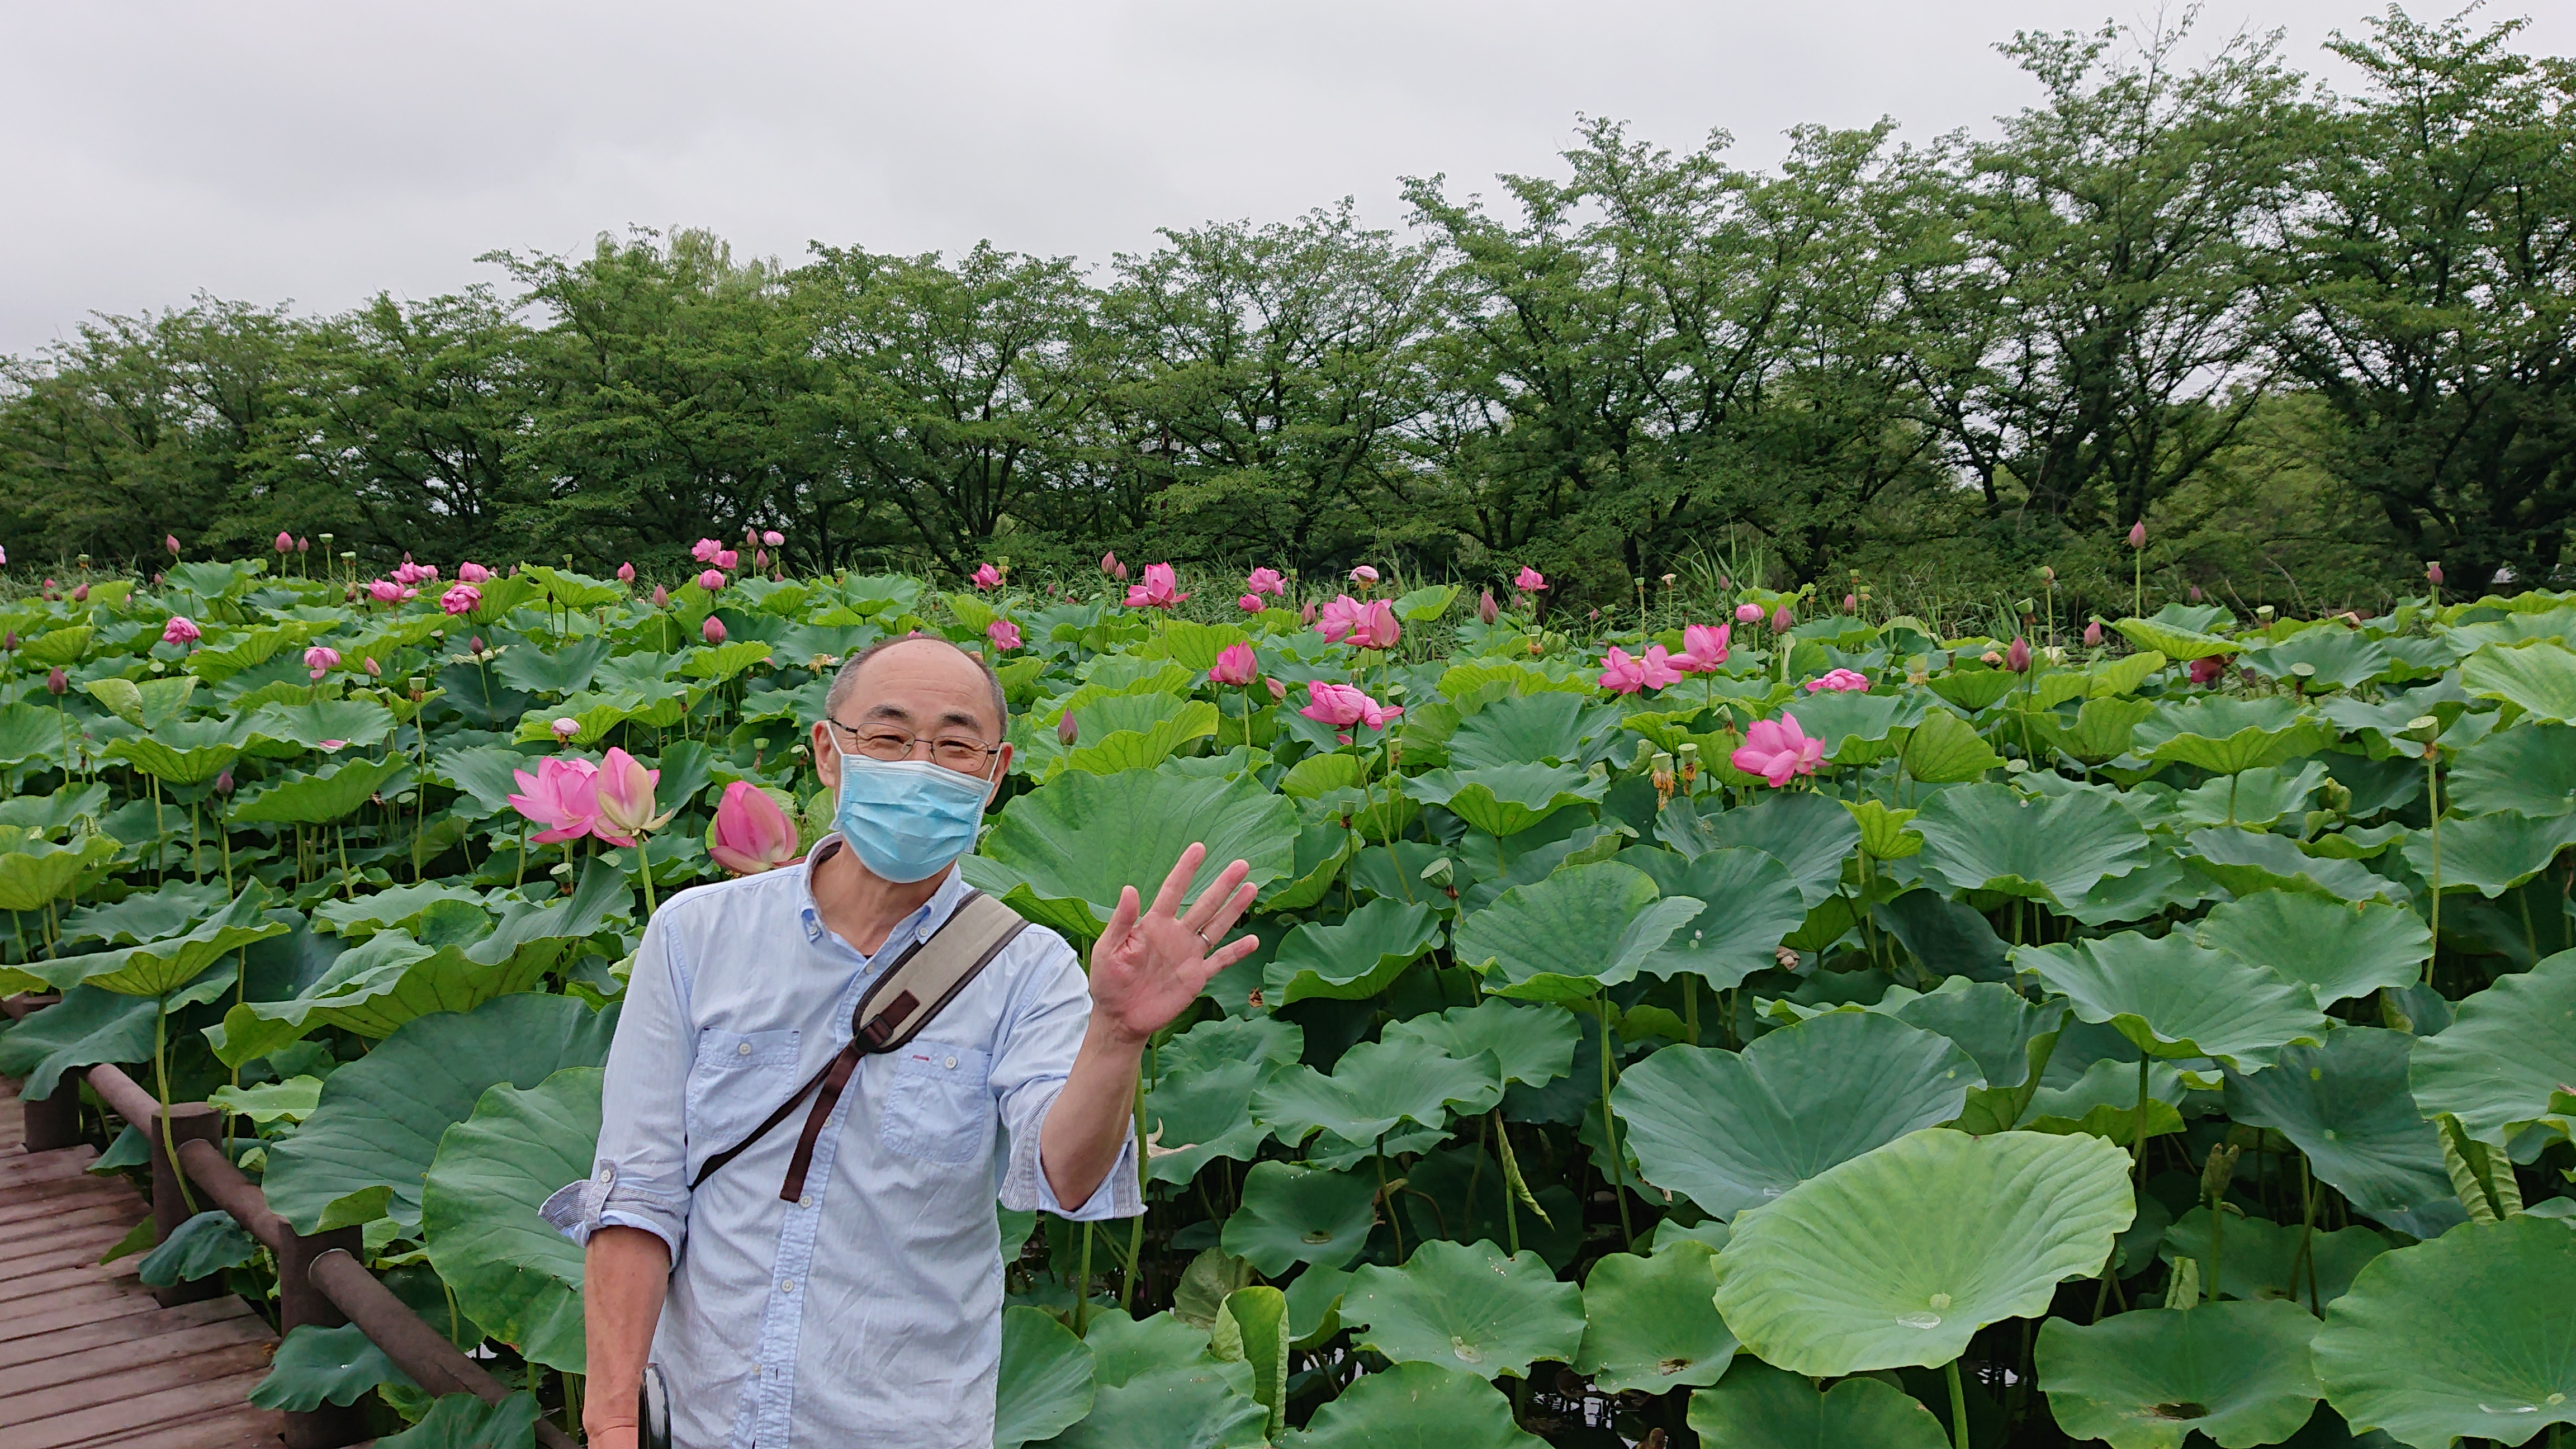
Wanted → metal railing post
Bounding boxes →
[149,1101,225,1307]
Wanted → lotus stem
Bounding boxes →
[1681,976,1698,1047]
[2132,1054,2152,1188]
[1074,1220,1093,1336]
[1374,1134,1404,1260]
[2425,747,2442,983]
[1945,1357,1971,1449]
[1597,995,1633,1250]
[1124,1073,1148,1312]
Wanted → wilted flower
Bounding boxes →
[709,781,799,875]
[591,747,674,847]
[1209,642,1257,686]
[697,569,726,591]
[986,618,1022,651]
[1124,562,1188,609]
[1514,566,1546,592]
[1731,712,1825,787]
[972,563,1002,590]
[1675,622,1730,673]
[440,583,481,616]
[162,615,201,646]
[1805,667,1869,694]
[702,615,728,645]
[509,755,598,842]
[2189,655,2227,685]
[304,645,340,680]
[1245,567,1287,596]
[457,561,494,583]
[1599,645,1683,694]
[617,562,636,584]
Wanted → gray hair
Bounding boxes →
[823,633,1009,736]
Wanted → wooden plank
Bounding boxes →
[0,1240,136,1285]
[0,1208,139,1258]
[66,1403,290,1449]
[0,1317,276,1399]
[1,1367,280,1449]
[0,1260,141,1308]
[0,1299,253,1371]
[0,1282,142,1341]
[0,1149,100,1190]
[0,1177,136,1227]
[0,1341,276,1431]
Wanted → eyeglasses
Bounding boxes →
[828,718,1002,773]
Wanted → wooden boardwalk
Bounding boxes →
[0,1077,286,1449]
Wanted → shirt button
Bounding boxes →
[780,1278,797,1294]
[945,1056,958,1070]
[800,1194,816,1209]
[738,1041,754,1056]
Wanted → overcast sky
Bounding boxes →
[3,1,2566,357]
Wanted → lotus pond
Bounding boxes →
[1,555,2573,1449]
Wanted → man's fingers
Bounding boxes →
[1191,878,1257,943]
[1147,842,1205,921]
[1188,932,1263,987]
[1179,859,1253,934]
[1101,884,1141,950]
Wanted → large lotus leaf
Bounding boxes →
[1897,701,2010,779]
[1049,700,1221,780]
[423,1067,599,1374]
[1144,1016,1304,1185]
[1266,898,1442,1003]
[1342,1239,1585,1380]
[1405,763,1608,838]
[1880,977,2071,1090]
[2182,828,2405,903]
[1210,1286,1290,1439]
[27,884,290,999]
[1252,1040,1500,1148]
[2018,1054,2187,1145]
[2224,1031,2451,1227]
[1619,846,1812,990]
[2314,1216,2576,1449]
[1222,1162,1378,1274]
[0,829,116,912]
[1914,782,2149,905]
[311,880,494,939]
[1449,860,1702,1001]
[965,766,1298,942]
[2242,629,2394,690]
[2028,695,2160,768]
[2447,722,2576,817]
[487,635,612,695]
[2460,639,2576,723]
[250,1323,421,1412]
[2115,616,2240,662]
[0,984,156,1100]
[138,1208,260,1286]
[105,719,245,784]
[1049,1357,1267,1449]
[1447,692,1624,769]
[2158,1209,2394,1307]
[1284,1361,1544,1449]
[2137,697,2333,774]
[1380,998,1578,1090]
[2037,1301,2325,1449]
[2194,894,2429,1007]
[2408,948,2576,1148]
[83,674,198,730]
[213,929,556,1066]
[265,992,618,1232]
[242,698,399,754]
[1685,1361,1950,1449]
[0,700,69,766]
[996,1305,1095,1449]
[2061,852,2217,931]
[1613,1011,1982,1218]
[2021,931,2329,1071]
[1083,1309,1219,1386]
[372,1390,542,1449]
[1658,791,1861,908]
[2402,808,2576,896]
[1711,1129,2134,1375]
[1875,888,2012,982]
[17,623,93,667]
[1572,1243,1736,1393]
[229,756,411,825]
[1789,689,1918,764]
[2171,761,2328,829]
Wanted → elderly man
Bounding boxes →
[551,635,1259,1448]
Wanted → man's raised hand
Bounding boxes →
[1086,841,1259,1043]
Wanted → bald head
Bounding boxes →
[823,634,1008,739]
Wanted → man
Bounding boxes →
[548,635,1260,1448]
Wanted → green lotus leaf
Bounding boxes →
[1619,846,1813,990]
[2181,828,2405,903]
[1685,1360,1950,1449]
[2242,628,2394,690]
[2061,848,2225,929]
[1914,782,2150,905]
[138,1208,261,1286]
[2446,721,2576,818]
[422,1065,599,1373]
[0,828,116,913]
[965,766,1298,943]
[2408,948,2576,1148]
[1613,1011,1982,1218]
[1211,1285,1291,1440]
[489,635,613,695]
[373,1390,542,1449]
[229,756,413,825]
[1450,860,1702,1001]
[1405,763,1608,837]
[2115,617,2240,662]
[0,984,156,1100]
[0,701,69,767]
[2460,639,2576,723]
[2402,808,2576,896]
[264,992,618,1232]
[2018,1054,2187,1145]
[1878,977,2071,1090]
[1911,698,2022,777]
[2171,760,2328,829]
[2036,1301,2324,1449]
[2223,1031,2452,1228]
[1843,799,1924,859]
[1252,1040,1500,1148]
[2029,695,2161,767]
[242,698,400,754]
[2158,1208,2393,1307]
[103,722,246,784]
[1284,1361,1543,1449]
[1656,791,1860,907]
[1395,1145,1584,1271]
[1572,1243,1736,1393]
[1085,1308,1219,1385]
[251,1322,420,1412]
[1049,1357,1267,1449]
[1447,692,1625,770]
[1143,1015,1304,1185]
[2194,893,2430,1007]
[214,926,558,1066]
[1390,583,1459,623]
[209,1076,324,1124]
[311,881,494,939]
[1789,689,1917,764]
[85,675,198,730]
[1712,1129,2135,1375]
[2020,931,2328,1071]
[2314,1216,2576,1449]
[996,1306,1094,1449]
[676,638,775,683]
[1928,666,2029,713]
[1380,998,1579,1090]
[27,884,288,999]
[1342,1239,1585,1380]
[17,623,93,667]
[2137,697,2333,774]
[1049,700,1222,779]
[1222,1162,1378,1274]
[1266,898,1442,1004]
[1875,888,2011,981]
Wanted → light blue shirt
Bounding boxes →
[543,840,1137,1449]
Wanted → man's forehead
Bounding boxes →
[843,640,997,724]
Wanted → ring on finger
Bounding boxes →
[1194,924,1214,950]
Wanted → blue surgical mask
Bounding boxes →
[826,742,996,883]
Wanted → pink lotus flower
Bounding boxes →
[1346,599,1401,651]
[550,717,577,741]
[1735,602,1764,623]
[1599,645,1683,694]
[2083,621,2104,647]
[1209,642,1257,686]
[304,645,340,680]
[972,562,1002,590]
[508,755,600,844]
[457,561,493,584]
[1300,600,1317,627]
[1315,594,1366,643]
[2189,655,2226,685]
[162,615,201,646]
[366,579,414,605]
[714,548,740,571]
[1349,565,1379,586]
[274,532,293,553]
[393,560,438,586]
[702,615,727,645]
[987,618,1022,651]
[1514,566,1546,592]
[616,562,635,584]
[697,569,726,591]
[763,529,784,548]
[316,738,347,753]
[1301,680,1401,732]
[1805,668,1869,694]
[1237,593,1265,612]
[1731,712,1825,787]
[1675,623,1730,673]
[1246,567,1286,596]
[591,747,672,847]
[71,583,87,602]
[2128,521,2148,549]
[2005,637,2032,673]
[1843,593,1858,613]
[1058,712,1078,746]
[440,583,481,615]
[1124,562,1188,609]
[693,538,722,564]
[710,781,800,875]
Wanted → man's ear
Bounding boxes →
[988,742,1014,799]
[812,720,841,793]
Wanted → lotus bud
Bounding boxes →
[1058,712,1078,746]
[617,561,636,583]
[1478,589,1499,625]
[2188,584,2203,603]
[1769,603,1792,632]
[364,656,382,677]
[71,583,88,602]
[2128,520,2147,549]
[2425,561,2442,586]
[652,584,671,608]
[297,537,310,552]
[1266,676,1286,702]
[47,666,68,695]
[2005,637,2032,673]
[2200,1142,2242,1203]
[165,534,181,556]
[1843,593,1857,613]
[763,530,784,547]
[470,636,486,655]
[275,531,293,553]
[755,549,769,570]
[702,614,727,645]
[1,633,13,651]
[551,717,580,742]
[2083,620,2103,648]
[214,769,234,795]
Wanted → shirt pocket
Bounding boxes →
[878,1041,995,1167]
[684,1027,801,1158]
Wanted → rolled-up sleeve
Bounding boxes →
[544,908,697,1257]
[992,934,1140,1222]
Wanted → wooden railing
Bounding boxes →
[3,994,579,1449]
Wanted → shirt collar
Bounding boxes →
[794,834,973,960]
